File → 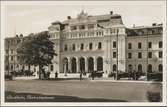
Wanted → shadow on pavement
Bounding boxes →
[5,91,127,102]
[35,78,89,81]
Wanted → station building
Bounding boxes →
[5,11,163,77]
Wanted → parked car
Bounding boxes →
[110,70,143,80]
[90,71,104,78]
[147,72,162,81]
[5,73,13,80]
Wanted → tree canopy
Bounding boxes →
[17,31,57,79]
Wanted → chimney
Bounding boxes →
[110,11,113,15]
[152,23,156,26]
[67,16,71,19]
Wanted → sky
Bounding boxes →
[3,1,165,37]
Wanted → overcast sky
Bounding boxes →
[3,1,165,37]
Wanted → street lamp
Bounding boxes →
[7,40,10,76]
[116,29,119,80]
[64,60,67,76]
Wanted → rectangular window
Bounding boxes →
[64,45,68,51]
[159,51,162,58]
[128,43,132,49]
[72,44,75,51]
[79,25,85,30]
[50,65,54,71]
[128,53,132,59]
[88,24,94,29]
[11,56,13,61]
[17,56,20,61]
[159,41,162,48]
[70,26,77,30]
[138,52,142,59]
[148,52,152,58]
[11,49,13,54]
[113,52,117,58]
[98,42,102,49]
[113,41,116,48]
[138,42,142,49]
[6,50,8,54]
[81,44,84,50]
[89,43,92,50]
[11,65,13,70]
[148,42,152,48]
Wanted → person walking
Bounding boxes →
[80,70,82,81]
[55,71,58,79]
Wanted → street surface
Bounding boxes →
[5,79,162,102]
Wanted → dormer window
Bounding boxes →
[88,24,94,29]
[79,25,85,30]
[70,26,77,30]
[138,31,143,36]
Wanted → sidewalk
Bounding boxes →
[90,78,162,84]
[13,75,162,84]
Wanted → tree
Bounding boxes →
[17,31,57,79]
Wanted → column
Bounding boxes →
[68,58,71,73]
[76,58,80,73]
[94,57,97,71]
[85,57,88,72]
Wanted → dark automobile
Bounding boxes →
[5,73,13,80]
[147,72,162,81]
[111,71,143,80]
[90,71,104,78]
[117,71,129,80]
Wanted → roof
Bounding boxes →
[62,11,122,25]
[126,24,163,36]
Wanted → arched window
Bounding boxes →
[148,64,152,72]
[63,57,68,73]
[128,64,133,72]
[113,64,117,71]
[158,64,163,72]
[88,57,94,72]
[79,57,85,72]
[71,57,77,73]
[97,57,103,71]
[138,64,142,72]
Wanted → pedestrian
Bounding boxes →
[80,71,82,81]
[55,71,58,79]
[47,71,50,80]
[91,71,95,80]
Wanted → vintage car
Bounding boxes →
[5,72,13,80]
[90,70,104,78]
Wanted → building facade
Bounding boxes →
[5,11,163,77]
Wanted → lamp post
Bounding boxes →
[116,29,119,80]
[146,28,148,81]
[64,60,67,76]
[7,40,10,75]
